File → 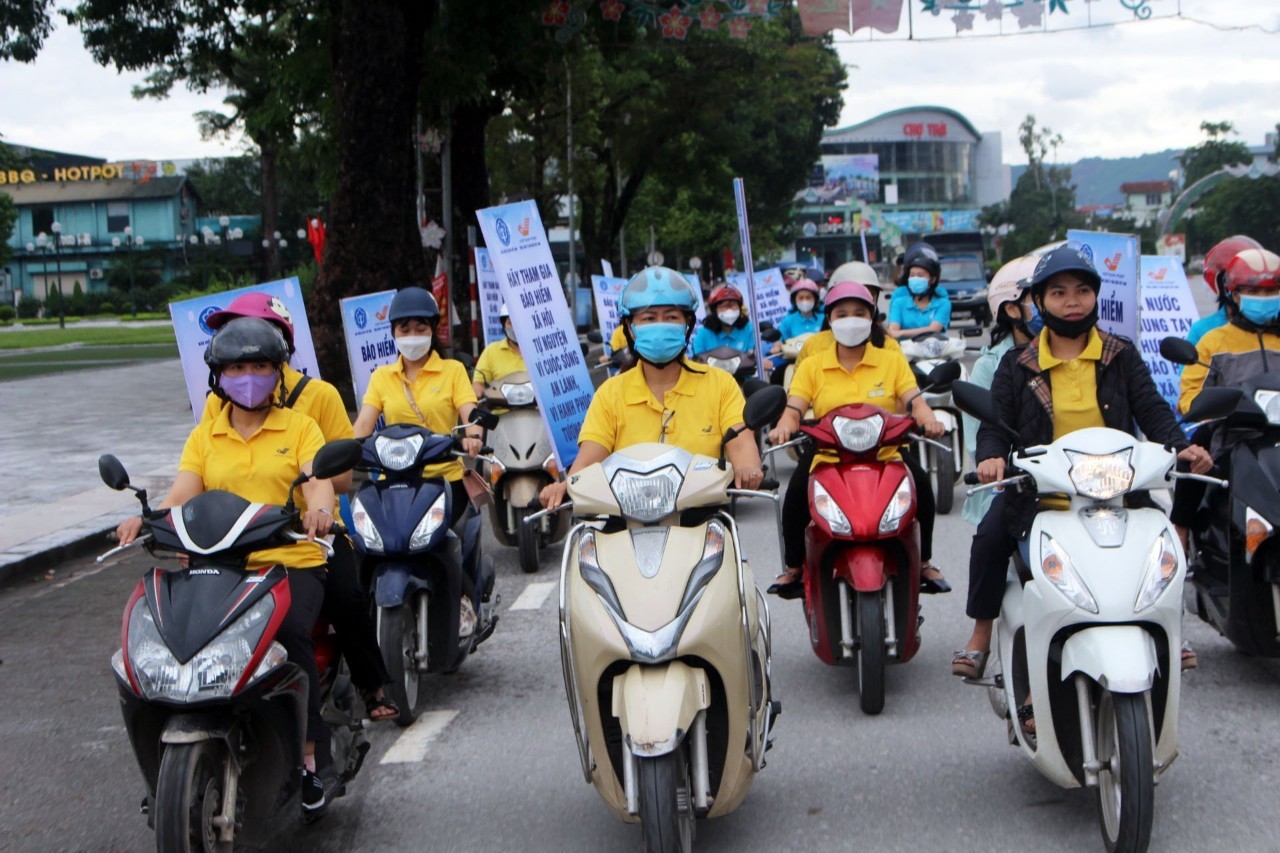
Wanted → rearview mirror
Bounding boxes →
[586,330,603,344]
[1159,336,1200,366]
[312,439,363,480]
[469,406,500,430]
[951,381,1018,442]
[1185,387,1243,423]
[760,326,782,343]
[924,361,961,388]
[99,454,130,491]
[742,385,787,431]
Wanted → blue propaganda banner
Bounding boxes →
[169,277,318,421]
[1138,256,1199,416]
[475,248,506,347]
[339,289,397,404]
[590,274,628,353]
[1067,229,1140,344]
[476,201,594,469]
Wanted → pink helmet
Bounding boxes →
[205,291,296,350]
[790,278,820,301]
[824,281,875,312]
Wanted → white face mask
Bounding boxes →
[718,309,741,326]
[831,316,872,347]
[396,334,432,361]
[795,298,816,314]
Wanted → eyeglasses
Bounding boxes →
[659,408,675,444]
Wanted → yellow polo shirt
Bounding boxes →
[178,405,327,570]
[202,364,354,444]
[609,325,628,354]
[362,352,477,481]
[578,360,745,458]
[472,338,528,386]
[1039,329,1105,440]
[796,328,900,365]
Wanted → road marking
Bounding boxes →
[509,581,556,611]
[379,710,459,764]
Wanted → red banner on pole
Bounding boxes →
[306,217,326,265]
[432,271,451,348]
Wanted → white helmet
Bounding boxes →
[827,261,881,293]
[499,303,510,320]
[986,255,1039,317]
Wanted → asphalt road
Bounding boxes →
[2,454,1279,853]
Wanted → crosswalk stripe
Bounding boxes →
[379,710,460,764]
[509,580,557,611]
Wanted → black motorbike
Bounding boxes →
[1162,336,1278,656]
[99,440,367,851]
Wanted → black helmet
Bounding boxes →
[901,242,941,282]
[1029,244,1101,293]
[204,316,290,369]
[388,286,440,324]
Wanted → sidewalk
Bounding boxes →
[0,358,191,584]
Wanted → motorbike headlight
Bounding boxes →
[1254,390,1280,425]
[707,356,741,374]
[677,521,727,613]
[812,480,851,536]
[350,495,384,553]
[832,414,884,453]
[1134,532,1180,612]
[879,477,914,534]
[126,595,276,701]
[374,434,424,472]
[501,382,536,406]
[609,466,683,523]
[409,492,448,550]
[1039,533,1098,613]
[1065,448,1134,500]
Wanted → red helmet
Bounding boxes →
[205,291,296,351]
[1204,235,1263,293]
[1222,249,1280,294]
[707,284,744,310]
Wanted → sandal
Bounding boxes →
[1181,641,1198,671]
[767,567,804,600]
[1017,702,1036,738]
[951,649,988,679]
[920,564,952,595]
[362,690,400,723]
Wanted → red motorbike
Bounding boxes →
[772,387,954,715]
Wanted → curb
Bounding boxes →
[0,521,120,591]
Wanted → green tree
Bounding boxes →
[0,134,26,269]
[0,0,53,61]
[981,115,1083,257]
[1190,176,1280,250]
[1179,121,1251,187]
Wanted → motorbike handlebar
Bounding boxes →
[759,478,780,491]
[285,531,336,557]
[96,534,151,564]
[963,472,980,485]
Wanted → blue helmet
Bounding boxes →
[618,266,699,317]
[1029,244,1101,293]
[388,286,440,324]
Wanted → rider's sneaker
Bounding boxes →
[301,769,326,813]
[459,597,478,639]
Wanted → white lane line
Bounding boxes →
[509,581,556,611]
[380,710,459,765]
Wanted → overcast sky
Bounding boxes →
[1,1,1278,166]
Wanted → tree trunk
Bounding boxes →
[260,140,279,280]
[448,97,497,352]
[312,0,434,393]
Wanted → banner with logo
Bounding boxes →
[590,274,628,354]
[728,267,788,334]
[338,289,397,404]
[475,248,505,346]
[1067,229,1140,344]
[476,201,595,469]
[1138,256,1198,415]
[169,278,318,421]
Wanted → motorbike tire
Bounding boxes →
[154,739,233,853]
[379,603,420,727]
[1095,690,1154,853]
[637,748,695,853]
[930,444,955,515]
[856,590,887,715]
[516,507,541,574]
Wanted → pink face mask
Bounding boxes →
[220,373,278,409]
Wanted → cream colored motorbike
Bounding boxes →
[526,388,787,852]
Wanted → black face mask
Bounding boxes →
[1040,305,1098,339]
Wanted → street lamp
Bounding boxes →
[49,221,66,328]
[112,226,145,316]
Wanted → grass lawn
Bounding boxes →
[0,325,176,350]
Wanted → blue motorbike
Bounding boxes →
[348,416,500,725]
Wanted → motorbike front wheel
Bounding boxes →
[856,590,886,715]
[1095,690,1154,853]
[379,602,421,727]
[516,507,542,574]
[154,739,233,853]
[637,748,695,853]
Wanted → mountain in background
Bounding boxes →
[1009,148,1183,207]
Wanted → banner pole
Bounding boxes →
[733,178,769,382]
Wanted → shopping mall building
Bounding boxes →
[792,106,1010,269]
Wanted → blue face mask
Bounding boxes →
[631,322,688,365]
[1024,302,1045,336]
[907,276,931,296]
[1239,295,1280,326]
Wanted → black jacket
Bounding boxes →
[976,330,1188,536]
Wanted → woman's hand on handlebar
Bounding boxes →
[768,409,800,447]
[977,457,1006,484]
[734,465,764,491]
[541,480,569,510]
[461,432,484,458]
[1178,444,1213,475]
[116,516,143,546]
[302,508,335,541]
[915,412,945,439]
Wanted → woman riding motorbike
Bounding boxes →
[888,242,952,340]
[764,281,949,598]
[770,278,824,384]
[951,245,1211,733]
[116,317,339,811]
[472,303,527,398]
[691,284,776,371]
[795,261,900,366]
[1187,235,1264,346]
[540,266,764,510]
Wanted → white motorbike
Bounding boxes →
[954,382,1227,853]
[899,331,967,514]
